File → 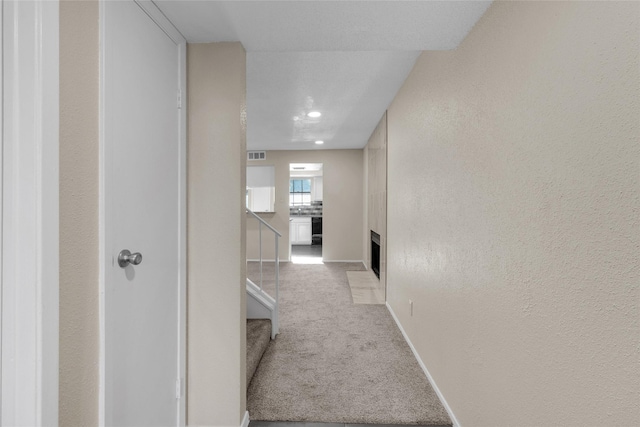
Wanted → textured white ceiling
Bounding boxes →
[156,0,492,51]
[156,0,492,150]
[247,51,420,150]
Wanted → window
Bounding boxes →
[290,178,311,206]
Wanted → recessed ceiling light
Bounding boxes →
[315,140,324,145]
[307,111,321,118]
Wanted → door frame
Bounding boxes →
[98,1,187,425]
[289,164,324,261]
[1,0,59,425]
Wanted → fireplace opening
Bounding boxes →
[371,230,381,280]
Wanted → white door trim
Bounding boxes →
[176,38,188,427]
[1,0,59,425]
[98,1,186,425]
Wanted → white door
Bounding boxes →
[102,2,185,425]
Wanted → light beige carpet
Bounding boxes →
[247,319,272,388]
[346,270,385,304]
[247,262,451,426]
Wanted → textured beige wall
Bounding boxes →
[387,2,640,426]
[59,1,99,425]
[247,149,363,262]
[364,113,387,292]
[188,42,247,426]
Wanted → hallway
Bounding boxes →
[246,262,450,425]
[17,1,633,426]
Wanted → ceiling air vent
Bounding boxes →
[247,151,266,161]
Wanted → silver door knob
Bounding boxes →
[118,249,143,268]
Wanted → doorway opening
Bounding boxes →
[289,163,323,264]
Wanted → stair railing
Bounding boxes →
[246,208,281,337]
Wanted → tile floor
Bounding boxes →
[291,244,323,258]
[346,270,385,304]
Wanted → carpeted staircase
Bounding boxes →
[246,319,272,388]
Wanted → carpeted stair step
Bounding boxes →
[246,319,272,388]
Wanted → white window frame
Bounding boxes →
[289,178,312,207]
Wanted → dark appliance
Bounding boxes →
[371,230,381,279]
[311,217,323,245]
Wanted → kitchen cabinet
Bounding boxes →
[290,217,312,245]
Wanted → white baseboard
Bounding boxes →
[240,410,250,427]
[386,302,460,427]
[248,259,363,266]
[322,260,365,265]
